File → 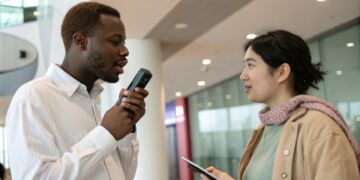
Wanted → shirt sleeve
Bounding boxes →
[6,100,118,180]
[116,131,139,180]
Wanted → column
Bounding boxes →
[100,39,168,180]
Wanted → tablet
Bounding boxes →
[181,156,218,180]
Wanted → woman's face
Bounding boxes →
[240,46,280,104]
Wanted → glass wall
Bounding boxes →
[0,0,39,28]
[188,23,360,179]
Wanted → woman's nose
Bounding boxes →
[240,70,247,81]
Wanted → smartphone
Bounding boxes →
[116,68,152,106]
[181,156,218,180]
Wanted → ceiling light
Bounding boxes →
[197,81,206,86]
[33,11,39,16]
[346,42,355,47]
[174,23,188,29]
[317,0,326,2]
[202,59,211,65]
[246,33,257,40]
[336,70,343,75]
[175,92,182,97]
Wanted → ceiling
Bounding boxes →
[95,0,360,103]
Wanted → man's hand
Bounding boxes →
[101,87,149,140]
[200,166,234,180]
[118,87,148,123]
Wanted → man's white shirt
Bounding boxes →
[6,64,138,180]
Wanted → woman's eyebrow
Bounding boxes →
[243,58,256,63]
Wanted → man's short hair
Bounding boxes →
[61,2,120,52]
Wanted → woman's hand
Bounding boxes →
[200,166,234,180]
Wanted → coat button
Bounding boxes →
[281,173,287,178]
[283,149,289,156]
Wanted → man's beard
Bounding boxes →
[88,52,118,83]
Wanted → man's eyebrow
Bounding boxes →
[108,33,125,38]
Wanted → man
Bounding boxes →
[6,2,148,179]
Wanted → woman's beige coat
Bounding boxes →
[239,107,359,180]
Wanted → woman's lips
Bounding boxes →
[245,85,252,93]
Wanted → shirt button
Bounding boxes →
[281,173,287,178]
[283,149,289,156]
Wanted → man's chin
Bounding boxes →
[102,77,119,83]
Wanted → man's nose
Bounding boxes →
[120,45,129,57]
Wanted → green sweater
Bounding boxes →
[243,124,284,180]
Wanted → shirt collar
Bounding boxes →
[46,63,103,98]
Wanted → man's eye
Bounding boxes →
[111,41,120,46]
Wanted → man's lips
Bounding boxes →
[114,59,127,73]
[115,59,128,67]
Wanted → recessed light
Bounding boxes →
[317,0,326,2]
[202,59,211,65]
[33,11,39,16]
[346,42,355,47]
[174,23,188,29]
[175,92,182,97]
[246,33,257,40]
[197,81,206,86]
[336,70,343,75]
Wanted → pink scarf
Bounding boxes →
[259,95,360,167]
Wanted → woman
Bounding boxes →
[202,30,360,180]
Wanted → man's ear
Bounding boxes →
[72,32,87,50]
[277,63,291,83]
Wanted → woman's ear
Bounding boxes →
[277,63,291,83]
[72,32,87,50]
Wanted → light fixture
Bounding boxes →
[175,92,182,97]
[336,70,343,75]
[346,42,355,47]
[317,0,326,2]
[174,23,188,29]
[33,11,39,16]
[202,59,211,65]
[197,81,206,86]
[246,33,257,40]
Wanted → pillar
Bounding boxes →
[100,39,168,180]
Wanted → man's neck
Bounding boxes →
[61,58,95,93]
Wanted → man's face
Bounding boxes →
[85,14,128,83]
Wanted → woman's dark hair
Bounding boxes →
[61,2,120,52]
[244,30,326,94]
